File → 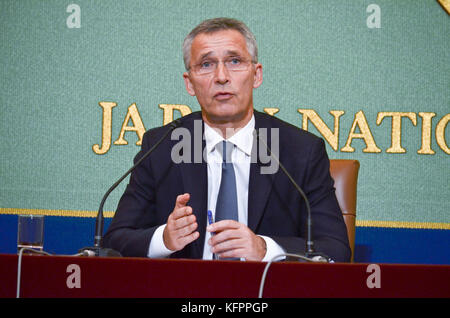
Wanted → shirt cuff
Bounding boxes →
[147,224,174,258]
[259,235,286,262]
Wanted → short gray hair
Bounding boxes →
[182,17,258,70]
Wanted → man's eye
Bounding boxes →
[200,61,214,68]
[229,58,241,65]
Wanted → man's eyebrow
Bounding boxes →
[199,51,214,61]
[197,50,243,61]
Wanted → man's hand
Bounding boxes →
[207,220,267,261]
[163,193,199,251]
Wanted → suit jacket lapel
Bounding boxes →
[178,113,207,259]
[248,111,276,232]
[180,161,207,258]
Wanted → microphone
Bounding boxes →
[253,129,331,263]
[80,119,182,257]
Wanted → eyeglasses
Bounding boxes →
[189,57,253,75]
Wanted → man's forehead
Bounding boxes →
[190,29,249,59]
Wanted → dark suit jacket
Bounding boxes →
[103,110,351,262]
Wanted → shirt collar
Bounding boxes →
[204,115,255,157]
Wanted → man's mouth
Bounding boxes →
[214,92,233,100]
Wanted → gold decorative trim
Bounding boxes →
[0,208,115,218]
[1,208,449,230]
[356,220,450,230]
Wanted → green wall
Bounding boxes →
[1,1,449,230]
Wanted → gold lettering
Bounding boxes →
[114,103,146,146]
[92,102,117,155]
[436,114,450,154]
[263,108,280,116]
[376,112,417,153]
[298,109,345,151]
[159,104,192,125]
[341,111,381,153]
[417,112,436,155]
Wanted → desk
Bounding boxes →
[0,254,449,298]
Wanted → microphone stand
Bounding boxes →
[254,130,331,263]
[79,120,181,257]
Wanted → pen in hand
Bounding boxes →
[207,210,218,260]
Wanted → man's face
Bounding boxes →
[183,29,263,128]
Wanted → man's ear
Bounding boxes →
[253,63,263,89]
[183,72,196,96]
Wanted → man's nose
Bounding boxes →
[214,61,230,84]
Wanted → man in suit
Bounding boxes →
[103,18,351,262]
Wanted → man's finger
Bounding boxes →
[178,231,200,246]
[207,219,240,233]
[211,237,242,253]
[173,216,197,233]
[209,228,241,246]
[175,193,190,209]
[218,248,245,259]
[170,206,193,221]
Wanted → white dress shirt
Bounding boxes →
[148,115,285,261]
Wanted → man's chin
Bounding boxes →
[202,109,253,127]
